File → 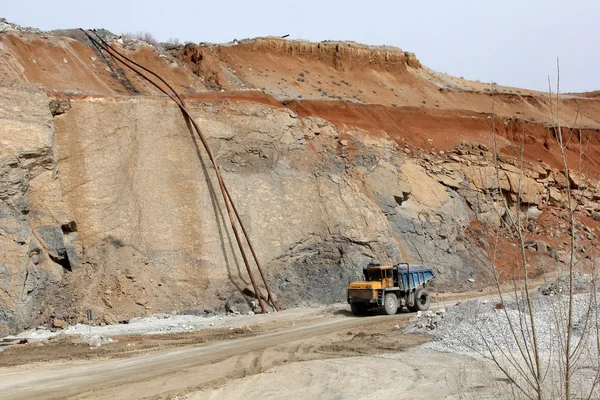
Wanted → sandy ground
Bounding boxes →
[182,353,502,400]
[0,301,509,400]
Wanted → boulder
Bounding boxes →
[501,163,522,175]
[536,240,549,253]
[35,226,66,260]
[504,172,542,204]
[498,154,518,166]
[539,161,552,173]
[435,174,462,189]
[555,250,570,264]
[567,171,587,189]
[549,187,566,205]
[553,172,569,189]
[463,166,508,191]
[526,206,542,220]
[526,162,548,179]
[103,313,118,325]
[477,208,505,227]
[63,232,82,270]
[52,318,68,329]
[225,291,253,315]
[48,98,71,116]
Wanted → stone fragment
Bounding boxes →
[477,208,504,227]
[526,206,542,219]
[225,291,252,315]
[549,187,565,205]
[135,298,148,306]
[35,226,67,262]
[553,172,568,189]
[52,318,68,329]
[102,298,113,308]
[103,313,118,325]
[48,98,71,116]
[436,174,461,189]
[536,240,548,253]
[567,171,587,189]
[539,160,552,173]
[503,172,542,204]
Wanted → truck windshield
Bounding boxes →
[366,269,383,281]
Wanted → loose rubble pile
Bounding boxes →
[538,272,594,296]
[0,18,40,34]
[0,311,254,351]
[419,140,600,233]
[406,276,599,356]
[415,141,600,277]
[408,309,447,331]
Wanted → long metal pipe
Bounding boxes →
[82,29,279,312]
[95,32,280,310]
[223,185,279,310]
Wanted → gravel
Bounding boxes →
[405,275,600,397]
[406,289,599,357]
[537,272,593,296]
[1,312,250,349]
[0,18,40,34]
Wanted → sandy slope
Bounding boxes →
[183,353,499,400]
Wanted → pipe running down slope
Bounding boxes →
[80,29,279,313]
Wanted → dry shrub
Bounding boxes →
[48,29,88,43]
[121,31,158,46]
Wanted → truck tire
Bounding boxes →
[413,288,431,312]
[351,303,367,316]
[384,293,398,315]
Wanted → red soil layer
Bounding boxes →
[2,34,125,93]
[182,39,600,131]
[177,46,235,91]
[1,34,204,95]
[287,100,600,177]
[112,46,205,95]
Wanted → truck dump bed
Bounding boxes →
[396,264,435,291]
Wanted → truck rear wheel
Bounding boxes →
[384,293,398,315]
[351,303,367,316]
[412,288,431,312]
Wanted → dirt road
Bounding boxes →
[0,300,505,400]
[0,309,421,400]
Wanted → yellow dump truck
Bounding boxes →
[347,263,435,315]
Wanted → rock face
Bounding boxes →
[2,83,598,335]
[0,82,81,333]
[418,141,600,229]
[0,87,486,333]
[50,96,474,312]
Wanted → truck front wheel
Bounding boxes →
[384,293,398,315]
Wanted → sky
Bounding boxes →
[4,0,598,92]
